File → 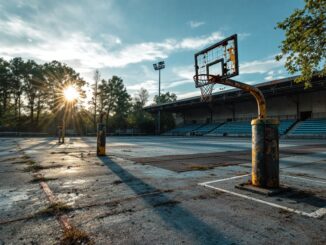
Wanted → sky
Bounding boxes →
[0,0,305,102]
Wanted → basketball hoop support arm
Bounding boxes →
[220,78,267,119]
[194,33,278,189]
[213,78,279,188]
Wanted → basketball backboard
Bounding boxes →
[194,34,239,88]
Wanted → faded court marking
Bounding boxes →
[198,174,326,219]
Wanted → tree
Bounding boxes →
[135,87,149,107]
[276,0,326,87]
[153,91,177,104]
[41,61,86,133]
[128,88,155,133]
[98,76,131,131]
[153,92,177,132]
[0,57,90,133]
[43,61,86,113]
[10,58,25,122]
[23,60,44,124]
[0,58,12,118]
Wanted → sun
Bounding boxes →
[63,85,79,102]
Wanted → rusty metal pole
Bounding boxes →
[97,113,106,156]
[213,78,279,188]
[62,119,65,144]
[251,118,279,188]
[58,125,63,144]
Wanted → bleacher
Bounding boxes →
[207,121,251,136]
[162,118,325,137]
[192,123,222,136]
[290,118,326,136]
[163,124,203,136]
[279,119,296,135]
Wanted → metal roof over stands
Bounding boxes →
[144,76,326,113]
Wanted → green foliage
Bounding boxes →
[43,61,86,112]
[0,57,86,132]
[154,92,177,132]
[0,57,159,135]
[154,91,177,104]
[276,0,326,87]
[127,88,155,134]
[97,76,131,132]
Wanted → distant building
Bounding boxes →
[144,76,326,137]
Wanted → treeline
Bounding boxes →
[0,57,176,135]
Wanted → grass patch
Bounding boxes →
[12,159,35,165]
[112,180,123,185]
[60,227,94,245]
[51,151,69,154]
[30,175,58,183]
[24,164,44,172]
[0,157,18,163]
[189,165,214,171]
[153,200,180,208]
[24,164,63,172]
[38,202,72,216]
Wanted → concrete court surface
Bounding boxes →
[0,136,325,244]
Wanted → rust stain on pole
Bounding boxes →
[210,77,279,189]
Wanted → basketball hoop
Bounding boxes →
[193,74,220,102]
[193,34,239,103]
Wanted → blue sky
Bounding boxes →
[0,0,304,102]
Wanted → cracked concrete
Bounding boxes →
[0,136,325,244]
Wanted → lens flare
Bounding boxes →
[63,86,79,102]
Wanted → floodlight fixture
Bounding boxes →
[153,61,165,70]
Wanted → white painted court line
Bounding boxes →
[285,175,326,185]
[200,174,250,185]
[198,175,326,219]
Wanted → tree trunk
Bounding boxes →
[30,100,34,124]
[3,94,7,113]
[14,97,18,119]
[18,94,21,120]
[36,99,41,126]
[106,113,109,132]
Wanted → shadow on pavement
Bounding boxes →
[99,155,232,244]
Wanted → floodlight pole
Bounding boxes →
[158,68,161,134]
[213,77,279,189]
[153,61,165,135]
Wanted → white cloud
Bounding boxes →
[188,20,205,28]
[126,80,157,95]
[0,16,43,40]
[172,65,194,80]
[164,79,193,89]
[238,33,251,40]
[0,16,225,73]
[240,58,285,74]
[178,32,224,49]
[100,33,122,46]
[176,90,200,99]
[264,75,285,81]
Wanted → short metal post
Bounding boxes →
[97,123,106,156]
[97,113,106,156]
[58,125,64,144]
[62,119,65,144]
[251,118,279,188]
